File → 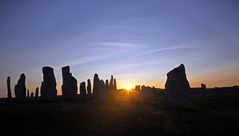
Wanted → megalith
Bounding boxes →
[165,64,192,108]
[61,66,78,98]
[40,66,57,101]
[87,79,92,95]
[14,73,26,101]
[7,76,12,99]
[80,82,86,96]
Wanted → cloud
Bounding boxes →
[90,42,146,49]
[55,54,113,69]
[54,41,145,68]
[144,45,197,54]
[144,45,193,55]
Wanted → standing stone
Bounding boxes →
[105,79,110,92]
[35,87,39,99]
[7,76,12,99]
[27,90,30,99]
[135,85,140,91]
[30,92,34,99]
[40,67,57,101]
[113,78,117,91]
[165,64,192,108]
[80,82,86,96]
[87,79,91,95]
[61,66,78,98]
[110,75,114,91]
[98,80,107,100]
[14,73,26,101]
[201,83,206,96]
[93,74,100,96]
[105,79,109,86]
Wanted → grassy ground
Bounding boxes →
[0,91,239,136]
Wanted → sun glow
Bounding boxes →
[125,84,133,91]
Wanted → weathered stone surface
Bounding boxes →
[61,66,78,98]
[87,79,91,95]
[7,76,12,99]
[165,64,192,108]
[80,82,86,96]
[201,83,206,96]
[40,67,57,101]
[14,73,26,100]
[35,87,39,99]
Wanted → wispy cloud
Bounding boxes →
[144,45,195,55]
[90,42,146,49]
[54,41,147,69]
[55,54,113,70]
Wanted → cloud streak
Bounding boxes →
[90,42,146,49]
[144,45,195,55]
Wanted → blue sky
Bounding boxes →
[0,0,239,97]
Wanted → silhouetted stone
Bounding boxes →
[113,78,117,91]
[201,83,206,96]
[165,64,192,108]
[98,80,107,100]
[61,66,78,98]
[80,82,86,96]
[105,79,110,92]
[135,85,140,91]
[141,85,155,95]
[141,85,145,91]
[87,79,91,95]
[35,87,39,99]
[27,90,30,99]
[14,73,26,101]
[40,67,57,101]
[93,74,100,96]
[7,76,12,99]
[105,79,109,86]
[110,75,114,91]
[30,92,34,99]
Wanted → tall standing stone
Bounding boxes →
[113,78,117,91]
[87,79,91,95]
[110,75,114,91]
[61,66,78,98]
[105,79,110,92]
[40,67,57,101]
[80,82,86,96]
[7,76,12,99]
[93,74,100,96]
[35,87,39,99]
[165,64,192,108]
[14,73,26,101]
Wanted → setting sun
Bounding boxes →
[125,84,133,91]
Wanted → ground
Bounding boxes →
[1,91,239,136]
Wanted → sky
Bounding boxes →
[0,0,239,97]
